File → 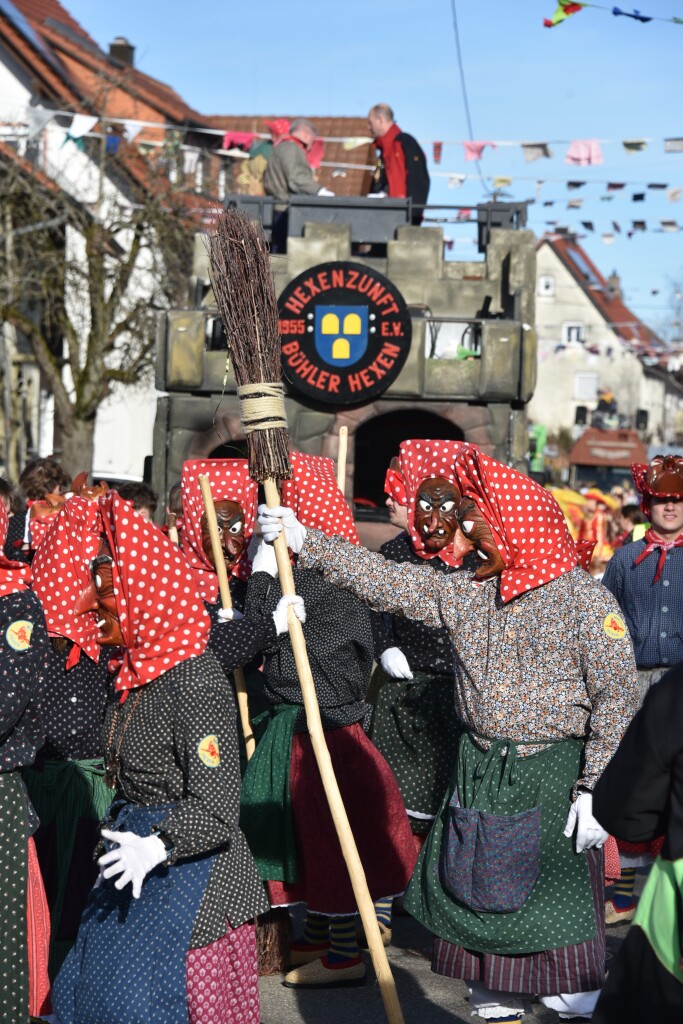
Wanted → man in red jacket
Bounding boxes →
[367,103,430,224]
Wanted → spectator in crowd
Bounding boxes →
[3,458,70,563]
[116,481,158,522]
[367,103,430,224]
[263,119,334,202]
[263,118,334,252]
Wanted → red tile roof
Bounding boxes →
[0,5,80,105]
[10,0,98,48]
[541,235,663,356]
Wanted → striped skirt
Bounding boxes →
[432,846,605,995]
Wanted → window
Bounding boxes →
[537,274,555,297]
[563,322,585,345]
[574,373,599,401]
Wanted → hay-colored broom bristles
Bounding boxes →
[208,209,405,1024]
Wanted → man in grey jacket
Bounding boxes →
[263,118,333,200]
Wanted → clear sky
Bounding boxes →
[66,0,683,335]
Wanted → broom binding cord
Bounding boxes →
[237,383,288,434]
[198,473,256,761]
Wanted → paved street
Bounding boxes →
[258,883,636,1023]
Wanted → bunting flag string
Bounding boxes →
[3,108,682,161]
[544,1,683,27]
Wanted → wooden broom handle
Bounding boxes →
[336,425,348,493]
[263,477,405,1024]
[198,474,256,761]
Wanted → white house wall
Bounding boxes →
[0,44,163,481]
[528,243,646,432]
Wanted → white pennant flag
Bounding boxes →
[68,114,98,139]
[124,121,144,143]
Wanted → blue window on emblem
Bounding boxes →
[314,306,368,367]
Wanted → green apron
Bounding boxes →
[240,703,299,883]
[404,733,595,955]
[371,671,462,832]
[633,855,683,982]
[23,757,115,978]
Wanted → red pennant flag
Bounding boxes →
[544,1,584,27]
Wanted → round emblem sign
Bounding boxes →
[278,261,412,405]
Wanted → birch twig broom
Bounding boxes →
[208,209,405,1024]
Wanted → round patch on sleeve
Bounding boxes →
[603,613,626,639]
[197,734,221,767]
[5,620,34,651]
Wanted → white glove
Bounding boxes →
[257,504,307,553]
[563,791,608,853]
[367,191,387,199]
[273,594,306,635]
[380,647,414,680]
[99,829,168,899]
[317,187,335,196]
[250,538,278,577]
[217,606,244,622]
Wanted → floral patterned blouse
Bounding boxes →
[300,529,640,789]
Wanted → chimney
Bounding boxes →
[109,37,135,67]
[607,271,622,301]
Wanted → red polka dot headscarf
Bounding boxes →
[399,438,466,566]
[31,496,103,666]
[384,463,407,505]
[453,447,578,602]
[281,451,360,544]
[98,491,210,694]
[180,459,258,601]
[0,501,31,597]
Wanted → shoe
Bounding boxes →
[286,941,330,968]
[356,920,392,948]
[605,898,636,925]
[283,955,367,989]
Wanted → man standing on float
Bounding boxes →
[258,445,639,1023]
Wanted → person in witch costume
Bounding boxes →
[258,446,640,1023]
[600,454,683,926]
[0,498,51,1024]
[25,496,116,980]
[52,491,305,1024]
[368,439,470,943]
[179,458,280,756]
[591,660,683,1024]
[180,458,277,679]
[241,451,415,990]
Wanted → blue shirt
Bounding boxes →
[603,541,683,669]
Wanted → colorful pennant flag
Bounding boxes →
[544,1,585,27]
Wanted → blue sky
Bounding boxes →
[66,0,683,334]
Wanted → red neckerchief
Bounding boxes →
[0,502,31,597]
[276,134,306,151]
[453,446,578,602]
[399,438,466,567]
[280,451,359,544]
[633,529,683,583]
[375,123,407,198]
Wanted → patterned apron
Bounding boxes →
[404,733,596,955]
[53,801,215,1024]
